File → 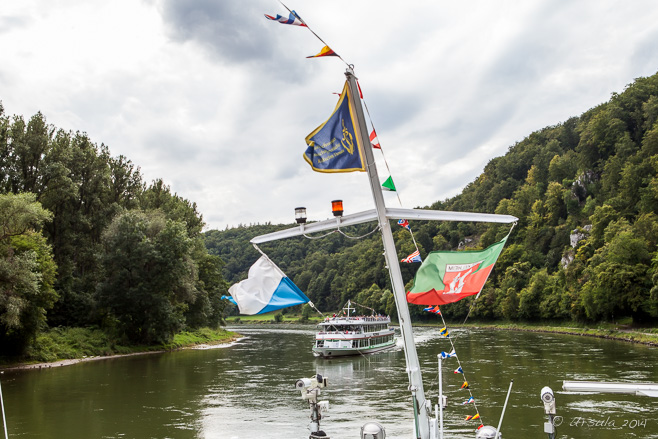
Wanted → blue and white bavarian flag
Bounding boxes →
[304,81,366,173]
[226,256,309,315]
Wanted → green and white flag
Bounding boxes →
[406,237,507,305]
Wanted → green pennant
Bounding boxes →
[382,176,396,191]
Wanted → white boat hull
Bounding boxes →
[313,340,396,358]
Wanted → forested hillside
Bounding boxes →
[2,70,657,359]
[206,72,658,324]
[0,104,228,355]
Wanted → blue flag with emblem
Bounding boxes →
[304,81,366,172]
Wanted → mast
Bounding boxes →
[344,68,430,439]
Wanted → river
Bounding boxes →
[0,326,656,438]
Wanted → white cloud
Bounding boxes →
[2,0,658,230]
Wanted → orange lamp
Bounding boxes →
[331,200,343,217]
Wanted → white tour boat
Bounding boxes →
[313,301,395,358]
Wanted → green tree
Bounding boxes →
[141,179,203,237]
[580,221,652,322]
[185,251,228,328]
[0,193,57,354]
[97,210,197,344]
[518,269,549,320]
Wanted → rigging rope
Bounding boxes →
[435,312,483,425]
[301,224,381,241]
[358,81,421,254]
[278,1,351,68]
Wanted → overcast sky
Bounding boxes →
[2,0,658,230]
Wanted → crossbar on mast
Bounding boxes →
[250,208,517,244]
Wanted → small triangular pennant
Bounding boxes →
[382,176,396,191]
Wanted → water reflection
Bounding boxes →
[0,326,656,439]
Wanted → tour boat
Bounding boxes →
[313,301,395,358]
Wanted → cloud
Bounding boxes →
[3,0,658,230]
[0,14,32,35]
[157,0,310,82]
[160,0,270,62]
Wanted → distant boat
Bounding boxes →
[313,300,395,358]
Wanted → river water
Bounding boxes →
[1,326,657,439]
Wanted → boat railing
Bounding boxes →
[321,316,390,323]
[317,330,360,335]
[317,327,394,335]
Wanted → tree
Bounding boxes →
[97,210,197,344]
[140,179,203,237]
[580,221,652,322]
[518,269,549,320]
[185,251,228,329]
[0,118,146,328]
[0,193,57,355]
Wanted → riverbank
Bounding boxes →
[3,319,655,371]
[0,327,239,371]
[226,314,658,346]
[462,322,658,346]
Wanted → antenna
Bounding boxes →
[0,375,8,439]
[495,380,514,437]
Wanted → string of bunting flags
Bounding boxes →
[427,305,484,429]
[264,3,348,66]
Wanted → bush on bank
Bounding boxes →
[0,327,237,365]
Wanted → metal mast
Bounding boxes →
[344,68,430,439]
